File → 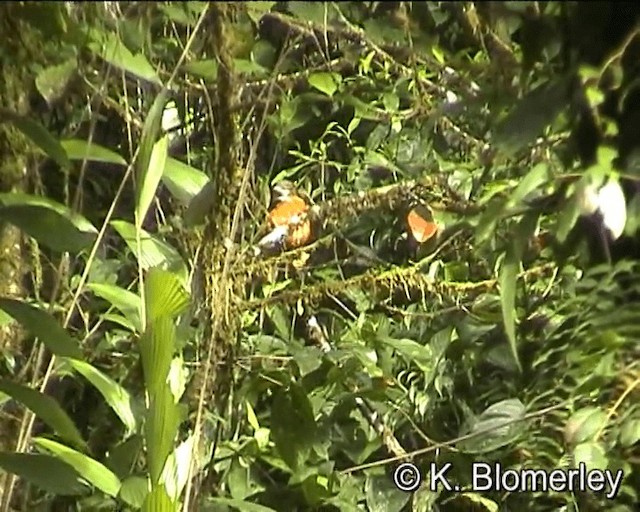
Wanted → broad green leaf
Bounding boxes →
[184,180,216,227]
[0,298,82,359]
[34,437,122,497]
[137,135,169,227]
[136,91,170,218]
[160,434,196,500]
[499,245,522,373]
[207,498,278,512]
[457,398,526,453]
[234,58,268,77]
[573,441,609,472]
[288,1,336,25]
[145,267,190,323]
[291,346,324,376]
[183,59,218,81]
[119,475,149,508]
[61,139,127,166]
[0,108,70,169]
[35,58,77,105]
[246,2,275,24]
[509,163,550,206]
[378,337,433,375]
[110,220,188,287]
[105,435,144,479]
[493,78,569,156]
[564,407,608,446]
[145,386,181,484]
[271,384,317,471]
[87,283,142,332]
[67,359,137,435]
[139,316,175,400]
[88,30,162,85]
[459,493,499,512]
[0,380,85,450]
[158,3,197,25]
[619,417,640,447]
[0,453,86,496]
[162,157,209,204]
[0,193,97,253]
[365,474,410,512]
[474,198,505,245]
[142,484,175,512]
[308,72,341,97]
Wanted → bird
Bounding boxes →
[406,202,439,245]
[256,180,313,253]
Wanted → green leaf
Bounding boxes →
[0,298,82,359]
[0,380,85,450]
[509,163,551,206]
[564,407,608,445]
[573,441,609,472]
[234,58,268,77]
[499,245,522,373]
[288,2,336,25]
[291,346,324,376]
[0,108,70,169]
[246,2,275,24]
[457,398,526,453]
[459,493,499,512]
[619,417,640,447]
[308,72,341,97]
[378,337,433,375]
[0,193,97,253]
[110,220,188,287]
[145,267,190,323]
[0,452,86,496]
[207,498,278,512]
[136,91,170,218]
[67,359,137,435]
[61,139,127,166]
[493,78,569,156]
[139,316,175,401]
[34,437,122,497]
[365,474,410,512]
[88,30,162,85]
[137,135,169,227]
[87,283,142,332]
[184,180,215,227]
[271,384,317,470]
[119,475,149,508]
[162,157,209,204]
[142,484,175,512]
[183,59,218,81]
[35,58,77,105]
[145,386,181,484]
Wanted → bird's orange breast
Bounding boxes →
[407,207,438,243]
[266,195,312,249]
[267,196,309,227]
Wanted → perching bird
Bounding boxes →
[406,202,439,245]
[256,180,313,253]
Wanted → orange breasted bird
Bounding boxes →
[406,202,438,245]
[256,180,313,253]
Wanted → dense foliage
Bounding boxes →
[0,2,638,511]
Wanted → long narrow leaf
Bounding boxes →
[0,380,85,450]
[34,437,122,497]
[0,298,82,359]
[0,452,86,496]
[67,359,137,435]
[137,135,169,227]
